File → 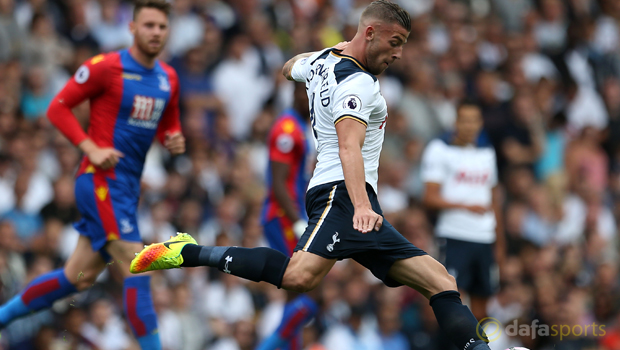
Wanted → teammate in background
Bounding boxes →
[421,101,505,322]
[132,2,493,350]
[257,82,317,350]
[0,1,184,349]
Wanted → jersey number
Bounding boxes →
[309,92,318,139]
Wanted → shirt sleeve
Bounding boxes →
[46,54,110,146]
[330,73,377,128]
[421,140,447,184]
[269,119,302,164]
[156,67,182,145]
[290,49,328,83]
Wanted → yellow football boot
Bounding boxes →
[130,233,197,273]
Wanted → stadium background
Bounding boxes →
[0,0,619,349]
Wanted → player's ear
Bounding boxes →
[365,25,375,42]
[129,20,136,35]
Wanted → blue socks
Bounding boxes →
[256,294,318,350]
[123,275,161,350]
[0,270,162,350]
[0,268,77,325]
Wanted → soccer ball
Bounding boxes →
[506,348,530,350]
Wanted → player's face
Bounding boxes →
[365,23,409,75]
[130,8,169,57]
[455,105,483,144]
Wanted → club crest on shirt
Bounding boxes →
[120,218,134,234]
[343,95,362,112]
[158,74,170,92]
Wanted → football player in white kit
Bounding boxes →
[421,100,505,321]
[131,2,494,349]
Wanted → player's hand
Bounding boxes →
[333,41,350,51]
[353,206,383,234]
[87,147,124,170]
[293,219,307,239]
[165,132,185,155]
[463,205,488,214]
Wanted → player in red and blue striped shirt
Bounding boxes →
[0,1,182,349]
[258,82,318,350]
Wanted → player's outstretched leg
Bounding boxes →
[131,233,291,288]
[123,275,160,349]
[106,239,162,350]
[0,235,105,328]
[389,255,491,350]
[0,269,77,328]
[256,294,318,350]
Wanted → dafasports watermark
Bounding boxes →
[477,317,607,342]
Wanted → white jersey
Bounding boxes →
[421,139,498,244]
[291,49,388,193]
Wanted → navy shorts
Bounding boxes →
[439,238,499,297]
[294,180,427,287]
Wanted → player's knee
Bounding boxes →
[437,268,458,292]
[72,269,100,291]
[285,272,319,293]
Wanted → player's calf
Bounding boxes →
[281,251,336,292]
[389,256,490,350]
[181,245,291,288]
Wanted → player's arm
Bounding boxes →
[269,125,307,237]
[422,183,487,214]
[332,73,381,233]
[492,186,506,269]
[336,119,382,233]
[420,141,486,214]
[282,52,316,81]
[271,161,301,223]
[283,42,350,81]
[47,56,124,170]
[156,68,185,155]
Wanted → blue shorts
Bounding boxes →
[295,180,427,287]
[263,218,298,257]
[439,238,499,297]
[74,173,141,260]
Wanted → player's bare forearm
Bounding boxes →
[282,52,316,81]
[336,118,382,233]
[78,138,97,154]
[339,144,369,208]
[423,182,489,214]
[336,119,369,208]
[77,138,124,170]
[271,161,301,223]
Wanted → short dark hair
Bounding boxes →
[361,0,411,32]
[133,0,171,20]
[456,98,480,115]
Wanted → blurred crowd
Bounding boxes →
[0,0,619,349]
